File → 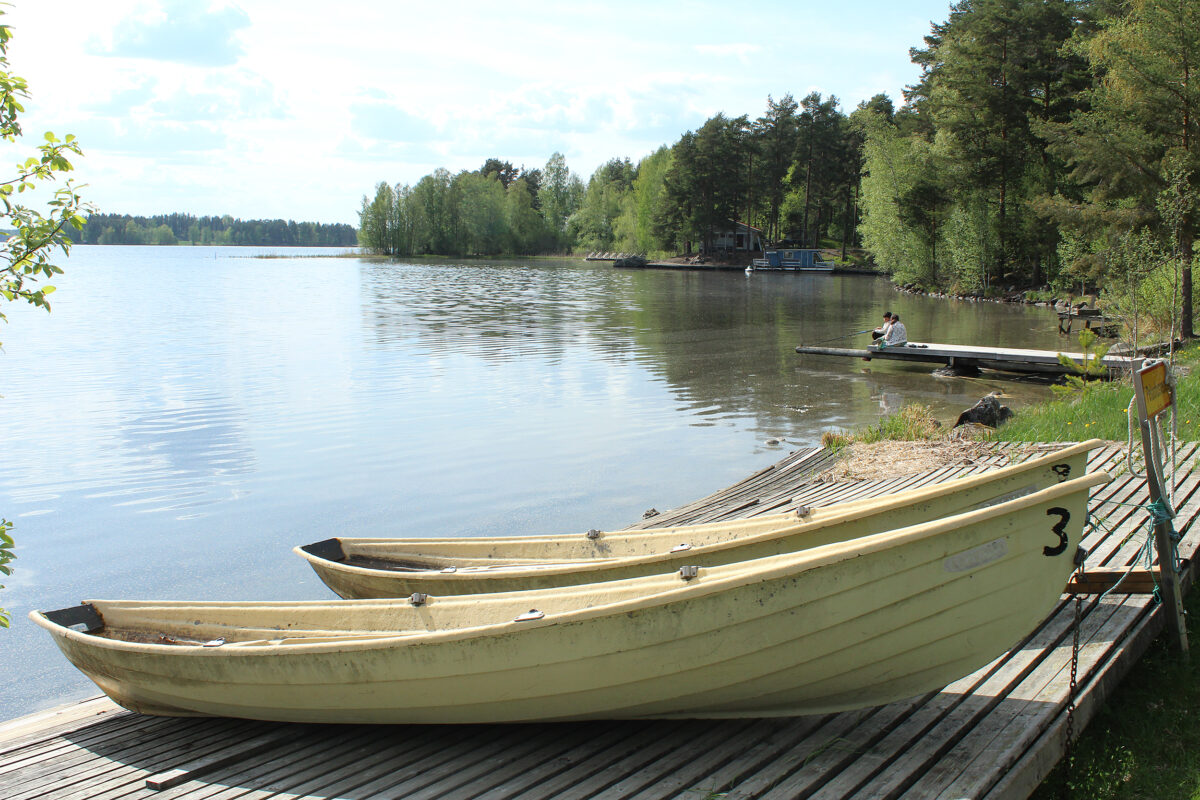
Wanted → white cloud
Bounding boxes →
[1,0,954,224]
[693,43,763,63]
[87,0,251,66]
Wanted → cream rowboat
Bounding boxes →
[34,472,1106,724]
[297,440,1101,598]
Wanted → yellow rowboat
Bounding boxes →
[34,473,1106,724]
[297,440,1102,598]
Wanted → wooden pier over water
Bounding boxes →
[2,442,1197,799]
[795,341,1135,377]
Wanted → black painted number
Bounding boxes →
[1043,507,1070,557]
[1051,464,1071,482]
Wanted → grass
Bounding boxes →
[821,404,943,451]
[992,346,1200,445]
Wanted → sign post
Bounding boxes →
[1132,359,1189,655]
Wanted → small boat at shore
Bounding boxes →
[33,473,1106,724]
[297,440,1102,599]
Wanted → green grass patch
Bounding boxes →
[993,347,1200,444]
[821,404,944,450]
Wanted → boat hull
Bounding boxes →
[34,473,1106,724]
[298,441,1101,598]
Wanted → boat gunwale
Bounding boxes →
[30,470,1109,658]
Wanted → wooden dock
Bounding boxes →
[2,442,1196,799]
[1057,310,1119,337]
[795,341,1135,377]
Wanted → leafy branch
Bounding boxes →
[0,519,12,628]
[0,3,92,625]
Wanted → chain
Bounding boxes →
[1061,551,1086,799]
[1065,592,1081,752]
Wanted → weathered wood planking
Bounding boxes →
[0,442,1194,800]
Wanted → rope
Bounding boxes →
[1086,497,1181,604]
[1126,397,1146,479]
[1125,367,1180,505]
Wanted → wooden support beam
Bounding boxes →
[1066,568,1158,595]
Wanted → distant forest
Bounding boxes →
[358,0,1200,341]
[76,213,358,247]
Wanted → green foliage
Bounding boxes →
[539,152,583,251]
[997,381,1132,442]
[1052,329,1112,398]
[0,518,11,628]
[856,109,936,282]
[0,4,91,625]
[359,157,577,257]
[996,344,1200,444]
[570,157,635,252]
[856,404,943,443]
[1045,0,1200,334]
[859,0,1091,290]
[1099,228,1197,347]
[755,94,801,244]
[81,212,355,246]
[0,111,91,337]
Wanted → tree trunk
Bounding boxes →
[1184,233,1195,339]
[840,186,851,262]
[803,122,814,247]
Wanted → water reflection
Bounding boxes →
[359,261,1067,439]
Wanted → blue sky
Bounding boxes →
[5,0,953,226]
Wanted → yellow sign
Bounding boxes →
[1138,361,1172,419]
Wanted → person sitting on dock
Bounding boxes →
[880,314,908,348]
[871,311,894,340]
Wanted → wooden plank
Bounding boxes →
[8,719,269,800]
[395,725,595,800]
[159,725,432,800]
[370,726,607,800]
[837,596,1129,800]
[792,597,1084,800]
[144,726,311,790]
[548,720,758,800]
[1085,446,1200,571]
[1066,567,1160,594]
[670,714,832,800]
[202,726,476,800]
[622,719,795,800]
[0,718,245,797]
[506,722,691,800]
[0,697,123,754]
[981,598,1162,800]
[796,343,1135,377]
[0,713,173,776]
[447,721,636,800]
[0,441,1188,800]
[904,596,1147,798]
[717,702,928,800]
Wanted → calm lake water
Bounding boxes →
[0,246,1071,720]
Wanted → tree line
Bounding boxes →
[359,0,1199,341]
[76,213,357,247]
[358,94,863,260]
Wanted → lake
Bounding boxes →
[0,245,1071,720]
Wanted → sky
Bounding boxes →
[3,0,954,226]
